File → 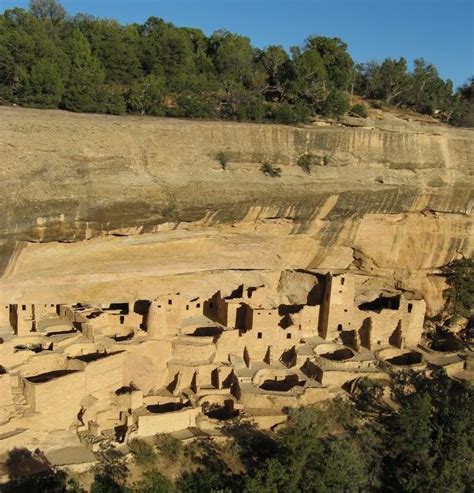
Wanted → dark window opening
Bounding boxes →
[286,333,292,339]
[358,295,401,313]
[186,305,189,310]
[341,277,345,285]
[408,303,413,313]
[168,300,172,305]
[337,324,343,331]
[209,302,214,308]
[197,303,201,308]
[22,305,26,311]
[257,332,262,339]
[119,316,125,324]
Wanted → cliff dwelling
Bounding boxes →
[0,269,470,463]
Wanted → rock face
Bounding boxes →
[0,106,473,313]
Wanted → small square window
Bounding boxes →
[337,324,343,331]
[168,300,172,305]
[286,333,292,339]
[197,303,201,308]
[257,332,262,339]
[22,305,26,311]
[407,303,413,313]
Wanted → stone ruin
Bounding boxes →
[0,270,470,469]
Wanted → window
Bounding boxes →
[22,305,26,311]
[196,303,201,308]
[337,324,343,331]
[341,277,345,285]
[168,300,172,305]
[186,305,189,310]
[120,316,124,324]
[408,303,413,313]
[257,332,262,339]
[209,302,214,308]
[286,333,292,339]
[344,309,348,313]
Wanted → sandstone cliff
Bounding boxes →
[0,106,472,313]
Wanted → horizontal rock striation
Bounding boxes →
[0,107,472,312]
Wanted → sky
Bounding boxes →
[1,0,473,87]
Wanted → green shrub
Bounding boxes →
[156,433,183,462]
[297,153,316,173]
[134,469,175,493]
[321,90,350,118]
[444,258,474,317]
[215,150,232,170]
[350,103,368,118]
[128,438,158,466]
[260,161,282,177]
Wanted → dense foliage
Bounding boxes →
[0,0,472,125]
[444,258,474,318]
[2,370,472,493]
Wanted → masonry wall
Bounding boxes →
[0,374,13,407]
[24,370,86,427]
[246,307,281,332]
[135,408,199,436]
[84,352,126,397]
[291,305,320,338]
[147,294,204,338]
[0,305,10,327]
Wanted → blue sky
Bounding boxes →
[1,0,473,87]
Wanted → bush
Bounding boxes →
[156,433,183,462]
[350,103,368,118]
[128,438,158,466]
[444,258,474,317]
[260,161,282,177]
[297,153,316,173]
[134,469,174,493]
[215,150,232,170]
[321,90,350,118]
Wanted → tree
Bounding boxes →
[210,30,254,86]
[125,75,165,116]
[28,58,63,106]
[373,57,410,105]
[452,77,474,127]
[290,45,328,111]
[260,45,289,100]
[29,0,65,23]
[322,90,350,117]
[61,29,106,112]
[304,36,353,91]
[134,469,174,493]
[443,258,474,317]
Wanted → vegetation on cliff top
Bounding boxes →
[0,0,472,126]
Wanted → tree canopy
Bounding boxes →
[0,1,471,126]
